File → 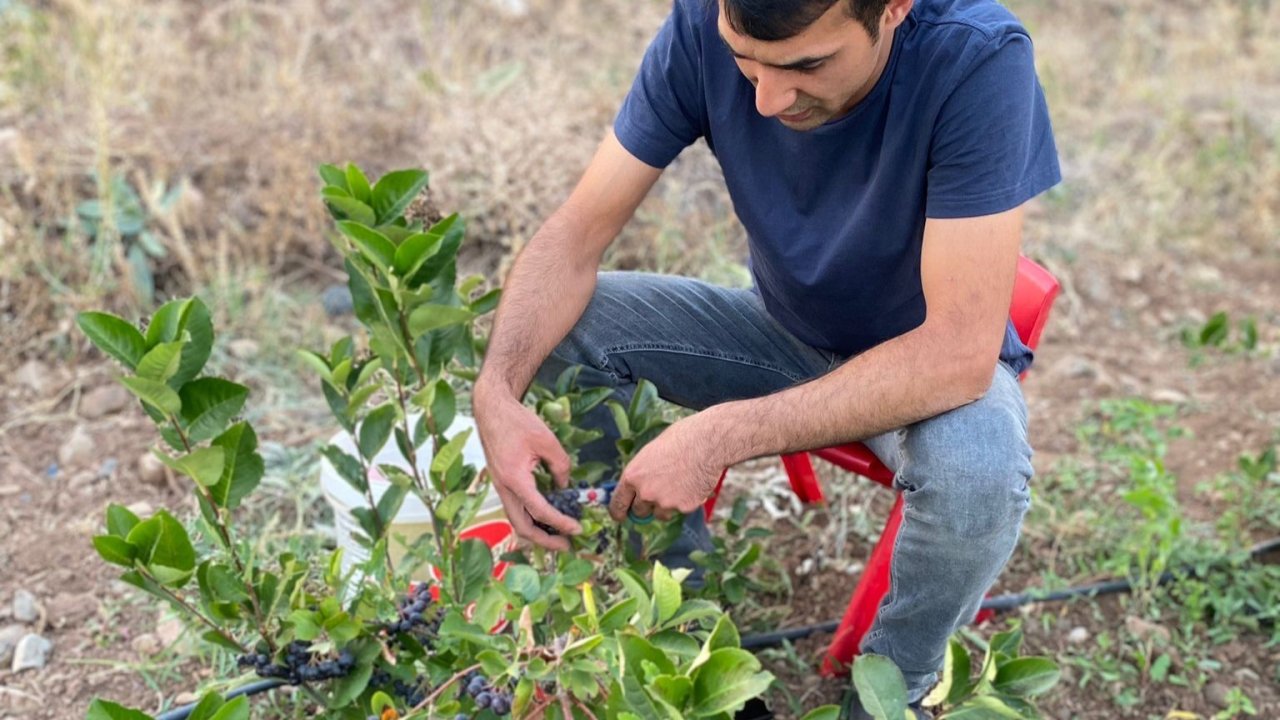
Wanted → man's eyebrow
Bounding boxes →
[717,30,836,70]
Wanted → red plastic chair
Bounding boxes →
[702,255,1060,674]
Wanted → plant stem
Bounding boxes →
[170,419,276,653]
[145,569,247,654]
[573,698,600,720]
[412,662,482,714]
[394,373,447,568]
[558,692,574,720]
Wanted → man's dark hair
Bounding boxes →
[720,0,892,43]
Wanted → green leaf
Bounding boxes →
[851,655,910,720]
[430,428,471,479]
[160,446,226,489]
[503,564,541,603]
[345,163,372,204]
[126,510,196,588]
[338,221,396,273]
[135,341,186,383]
[209,422,263,509]
[87,699,156,720]
[186,693,226,720]
[992,657,1060,698]
[200,629,243,652]
[207,696,249,720]
[988,627,1023,658]
[77,312,146,370]
[358,403,397,460]
[370,169,429,224]
[599,597,641,632]
[206,563,250,602]
[690,648,773,718]
[651,674,693,711]
[799,706,841,720]
[943,695,1024,718]
[407,304,475,336]
[179,378,249,443]
[296,349,332,381]
[119,376,181,417]
[106,503,141,538]
[651,562,681,625]
[318,163,349,192]
[457,538,493,603]
[923,638,972,708]
[392,231,443,277]
[664,599,721,629]
[289,609,323,642]
[607,400,631,438]
[376,479,409,526]
[92,535,136,567]
[323,445,367,493]
[469,287,501,315]
[325,196,376,226]
[429,380,457,435]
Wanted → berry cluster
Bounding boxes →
[533,488,583,535]
[383,582,444,638]
[369,668,430,707]
[236,642,354,684]
[459,670,512,716]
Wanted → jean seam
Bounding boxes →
[604,343,808,383]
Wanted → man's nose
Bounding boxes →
[753,70,796,118]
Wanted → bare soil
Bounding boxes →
[2,252,1278,719]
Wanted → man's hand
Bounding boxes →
[474,385,582,551]
[608,413,725,523]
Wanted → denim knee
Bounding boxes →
[894,400,1033,540]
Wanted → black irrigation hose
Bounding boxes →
[740,535,1280,650]
[153,537,1280,720]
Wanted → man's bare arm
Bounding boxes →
[473,130,660,549]
[476,130,662,401]
[696,206,1025,470]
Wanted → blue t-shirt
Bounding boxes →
[613,0,1061,374]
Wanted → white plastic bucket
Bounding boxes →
[319,413,513,584]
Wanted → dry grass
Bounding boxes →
[0,0,1276,349]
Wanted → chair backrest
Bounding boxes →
[1010,255,1059,351]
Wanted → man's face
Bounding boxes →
[717,0,907,131]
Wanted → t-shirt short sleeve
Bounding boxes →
[613,0,707,169]
[925,32,1061,219]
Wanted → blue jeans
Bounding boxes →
[534,272,1033,702]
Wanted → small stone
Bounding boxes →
[12,590,39,624]
[0,484,20,497]
[97,457,119,480]
[797,558,814,576]
[174,691,200,705]
[1124,616,1171,644]
[15,360,52,394]
[1232,668,1261,683]
[137,452,168,487]
[126,501,154,518]
[11,633,52,672]
[156,617,184,648]
[228,339,260,359]
[1049,355,1098,380]
[58,425,96,467]
[131,632,162,656]
[1151,388,1189,405]
[1066,626,1090,644]
[80,384,132,418]
[1204,682,1232,710]
[0,624,24,666]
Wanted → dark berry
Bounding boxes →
[475,691,493,708]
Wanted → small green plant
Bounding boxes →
[802,624,1060,719]
[76,164,775,719]
[76,172,182,302]
[1180,311,1260,365]
[1212,687,1258,719]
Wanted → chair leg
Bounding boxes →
[781,452,826,504]
[821,492,904,675]
[702,467,729,521]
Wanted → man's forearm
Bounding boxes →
[701,324,996,468]
[476,208,602,401]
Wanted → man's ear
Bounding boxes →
[880,0,914,34]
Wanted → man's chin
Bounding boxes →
[777,108,826,131]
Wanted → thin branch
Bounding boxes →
[412,662,482,714]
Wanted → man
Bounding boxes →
[474,0,1059,714]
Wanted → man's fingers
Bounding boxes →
[654,506,675,523]
[608,480,636,522]
[495,484,571,551]
[631,499,657,520]
[538,434,573,489]
[516,483,582,536]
